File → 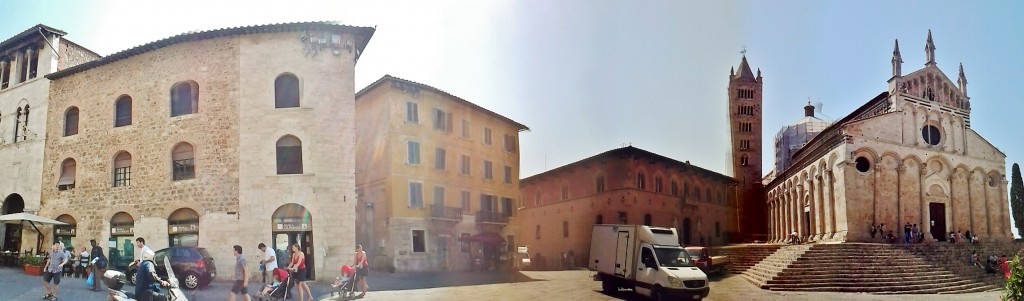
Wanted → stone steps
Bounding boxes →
[768,279,983,293]
[770,271,954,281]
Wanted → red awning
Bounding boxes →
[458,232,506,245]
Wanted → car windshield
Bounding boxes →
[654,246,694,267]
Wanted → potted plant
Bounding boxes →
[22,254,44,276]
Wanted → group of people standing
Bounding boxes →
[39,239,109,301]
[231,243,370,301]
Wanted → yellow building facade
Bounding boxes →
[355,75,528,272]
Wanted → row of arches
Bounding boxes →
[60,73,302,136]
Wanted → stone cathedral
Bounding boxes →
[762,31,1013,243]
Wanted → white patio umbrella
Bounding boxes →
[0,212,69,253]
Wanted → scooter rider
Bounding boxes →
[135,250,169,301]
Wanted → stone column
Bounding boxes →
[806,179,817,240]
[824,169,836,236]
[771,199,778,242]
[24,47,35,80]
[968,173,975,236]
[786,188,794,239]
[948,175,956,233]
[920,167,930,241]
[10,51,22,85]
[985,177,992,236]
[0,59,7,89]
[796,184,806,239]
[1002,179,1011,239]
[815,175,825,240]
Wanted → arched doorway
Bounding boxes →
[682,218,692,246]
[272,204,314,280]
[109,212,135,271]
[168,208,199,247]
[54,214,77,251]
[2,194,24,252]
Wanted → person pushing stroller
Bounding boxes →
[331,265,357,298]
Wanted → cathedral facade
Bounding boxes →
[765,31,1013,243]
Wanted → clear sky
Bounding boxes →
[4,1,1022,236]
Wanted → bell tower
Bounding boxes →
[727,55,768,240]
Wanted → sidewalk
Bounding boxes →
[0,266,530,301]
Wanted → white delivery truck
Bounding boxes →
[590,225,710,300]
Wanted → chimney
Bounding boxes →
[804,102,815,117]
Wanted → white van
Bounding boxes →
[589,224,710,300]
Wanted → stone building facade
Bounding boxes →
[36,22,374,280]
[0,24,98,253]
[355,75,527,272]
[765,32,1013,243]
[518,146,738,270]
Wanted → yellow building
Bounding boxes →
[355,75,528,272]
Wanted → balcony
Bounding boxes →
[476,210,509,224]
[430,205,463,221]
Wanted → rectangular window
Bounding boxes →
[563,221,569,238]
[411,230,425,253]
[637,173,646,189]
[435,148,446,170]
[483,127,492,145]
[501,197,513,217]
[460,233,470,252]
[461,119,470,138]
[535,191,541,206]
[405,101,419,124]
[654,177,663,193]
[479,194,496,212]
[503,166,512,184]
[460,155,470,175]
[433,109,452,132]
[433,186,445,207]
[461,191,470,213]
[596,176,605,193]
[561,186,568,200]
[407,141,420,164]
[483,160,493,180]
[172,159,195,181]
[113,166,131,187]
[503,134,517,152]
[408,182,423,208]
[670,181,678,196]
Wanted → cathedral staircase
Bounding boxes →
[754,243,1002,294]
[717,244,783,274]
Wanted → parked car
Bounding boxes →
[125,246,216,290]
[684,246,728,276]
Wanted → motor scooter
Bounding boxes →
[104,256,187,301]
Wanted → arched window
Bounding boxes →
[64,107,79,136]
[644,214,652,226]
[172,143,195,180]
[636,172,646,189]
[114,95,132,127]
[276,135,303,174]
[170,81,198,117]
[274,74,300,108]
[113,151,132,187]
[57,158,76,190]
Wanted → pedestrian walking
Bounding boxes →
[42,242,69,300]
[904,222,911,244]
[230,245,251,301]
[133,237,151,267]
[90,239,108,292]
[287,244,313,301]
[354,244,370,298]
[258,243,278,285]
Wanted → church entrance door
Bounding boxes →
[929,203,946,241]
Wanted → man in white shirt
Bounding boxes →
[257,243,278,285]
[134,237,151,267]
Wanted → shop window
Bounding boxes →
[168,208,200,247]
[109,212,136,271]
[54,214,77,251]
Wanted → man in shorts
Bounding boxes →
[230,245,251,301]
[42,242,69,300]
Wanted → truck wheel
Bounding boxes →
[652,286,666,301]
[601,279,616,293]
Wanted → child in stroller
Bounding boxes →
[255,268,293,301]
[331,265,357,298]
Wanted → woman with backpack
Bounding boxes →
[89,239,108,292]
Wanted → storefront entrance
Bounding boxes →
[109,212,136,271]
[53,214,77,251]
[2,194,24,252]
[168,208,199,247]
[272,204,314,280]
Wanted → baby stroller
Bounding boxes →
[331,265,358,298]
[255,268,294,301]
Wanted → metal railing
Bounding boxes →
[430,205,463,221]
[476,210,509,224]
